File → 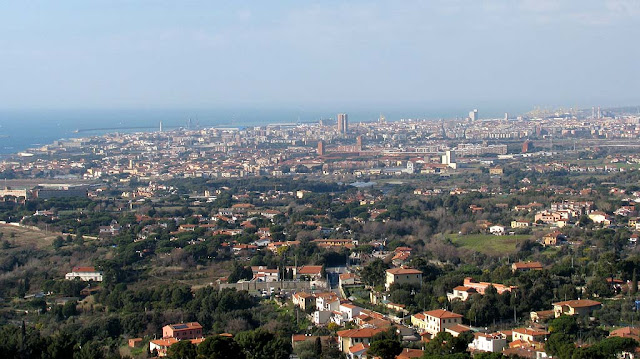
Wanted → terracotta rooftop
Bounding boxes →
[337,328,384,339]
[552,299,602,308]
[386,267,422,275]
[423,309,463,319]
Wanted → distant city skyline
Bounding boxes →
[1,1,639,110]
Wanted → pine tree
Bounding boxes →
[314,337,322,356]
[632,268,638,295]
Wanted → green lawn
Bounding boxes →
[447,234,531,255]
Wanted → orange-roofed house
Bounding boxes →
[511,261,543,273]
[462,277,516,295]
[552,299,602,318]
[347,342,369,359]
[149,337,205,357]
[446,286,477,301]
[385,267,423,290]
[396,348,424,358]
[162,322,203,340]
[609,327,640,341]
[312,238,358,250]
[337,328,384,354]
[297,265,324,281]
[512,327,549,343]
[292,292,316,311]
[339,272,360,287]
[411,309,463,339]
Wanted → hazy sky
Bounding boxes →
[1,0,639,111]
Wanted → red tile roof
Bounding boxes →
[337,328,384,339]
[552,299,601,308]
[423,309,463,319]
[297,265,323,275]
[386,267,422,275]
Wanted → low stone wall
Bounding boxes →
[218,281,315,292]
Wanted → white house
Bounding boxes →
[446,286,477,302]
[489,225,506,236]
[339,303,363,321]
[65,266,103,282]
[468,333,507,353]
[313,310,333,325]
[315,293,340,312]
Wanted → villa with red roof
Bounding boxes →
[511,261,543,273]
[65,266,103,282]
[337,328,384,354]
[552,299,602,318]
[410,309,463,339]
[385,267,423,290]
[297,265,324,280]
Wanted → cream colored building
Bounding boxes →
[385,267,422,290]
[411,309,463,339]
[552,299,601,318]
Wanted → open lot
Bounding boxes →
[0,223,57,249]
[447,233,531,256]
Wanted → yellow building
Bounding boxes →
[552,299,601,318]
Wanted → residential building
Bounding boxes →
[512,328,549,343]
[315,292,340,312]
[337,328,384,354]
[65,266,103,282]
[162,322,203,340]
[297,265,324,281]
[339,302,363,321]
[446,286,477,301]
[411,309,463,339]
[292,292,315,311]
[462,277,515,295]
[468,332,507,353]
[552,299,602,318]
[385,267,423,290]
[512,261,543,273]
[489,225,505,235]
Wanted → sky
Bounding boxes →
[1,0,639,112]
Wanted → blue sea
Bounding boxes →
[0,107,527,157]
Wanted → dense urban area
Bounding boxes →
[3,106,640,359]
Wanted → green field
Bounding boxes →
[447,234,531,255]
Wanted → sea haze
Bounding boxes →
[0,106,525,156]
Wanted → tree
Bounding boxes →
[197,336,245,359]
[235,329,292,359]
[62,300,77,318]
[368,328,402,359]
[53,236,64,250]
[368,339,401,359]
[168,340,197,359]
[423,332,470,356]
[548,315,578,336]
[227,264,253,284]
[314,337,323,357]
[632,269,638,295]
[361,259,388,287]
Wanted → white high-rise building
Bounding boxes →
[469,109,478,121]
[442,150,457,169]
